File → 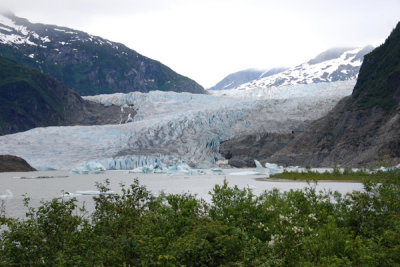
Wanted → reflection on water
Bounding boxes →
[0,169,364,219]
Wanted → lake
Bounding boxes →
[0,169,364,219]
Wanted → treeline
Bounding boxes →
[270,167,395,181]
[1,171,399,266]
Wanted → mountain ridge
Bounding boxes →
[215,46,374,97]
[208,67,286,91]
[0,54,135,135]
[0,12,205,95]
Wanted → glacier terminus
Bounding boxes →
[0,80,355,171]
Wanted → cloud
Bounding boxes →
[2,0,399,87]
[2,0,183,16]
[1,0,181,28]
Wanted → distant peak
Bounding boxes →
[308,47,357,65]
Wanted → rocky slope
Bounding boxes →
[208,68,286,91]
[0,55,134,135]
[219,133,295,167]
[221,23,400,168]
[0,12,205,95]
[0,155,35,172]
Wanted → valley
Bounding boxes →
[0,4,399,266]
[2,12,396,172]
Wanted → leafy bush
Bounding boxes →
[0,173,399,266]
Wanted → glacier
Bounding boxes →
[0,81,355,170]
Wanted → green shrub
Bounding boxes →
[0,173,399,266]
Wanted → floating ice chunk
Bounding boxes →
[129,167,145,173]
[35,167,56,171]
[254,160,263,169]
[61,190,113,198]
[265,162,284,175]
[142,165,155,173]
[14,175,68,179]
[75,190,114,195]
[166,162,204,175]
[129,165,155,174]
[128,159,166,174]
[285,166,301,172]
[377,166,388,172]
[229,160,269,176]
[230,171,261,176]
[254,160,268,176]
[375,164,400,172]
[127,160,203,175]
[211,168,224,174]
[61,192,82,198]
[70,161,106,174]
[0,189,13,200]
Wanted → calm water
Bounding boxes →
[0,169,364,219]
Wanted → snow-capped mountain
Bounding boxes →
[213,46,373,97]
[0,12,205,95]
[208,68,286,91]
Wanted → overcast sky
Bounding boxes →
[2,0,400,88]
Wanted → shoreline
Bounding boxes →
[255,177,363,183]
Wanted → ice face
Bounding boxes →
[0,81,355,170]
[70,161,106,174]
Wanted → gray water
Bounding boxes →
[0,169,364,219]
